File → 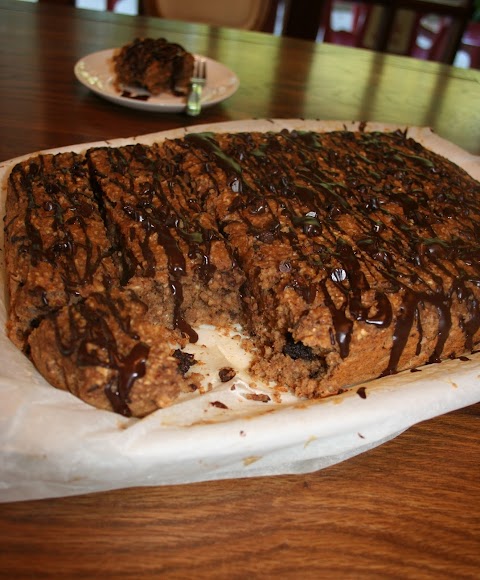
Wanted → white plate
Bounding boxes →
[74,48,239,112]
[1,119,479,503]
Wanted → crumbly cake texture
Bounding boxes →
[4,128,480,417]
[112,37,195,96]
[4,152,118,350]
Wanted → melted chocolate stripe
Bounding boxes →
[14,154,106,286]
[52,288,150,417]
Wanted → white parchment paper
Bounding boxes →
[1,120,479,503]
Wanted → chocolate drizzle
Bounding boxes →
[7,128,480,415]
[10,155,101,285]
[90,143,217,343]
[105,342,150,416]
[53,289,150,417]
[175,129,480,372]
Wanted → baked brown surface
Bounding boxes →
[28,286,195,417]
[112,37,195,96]
[86,143,245,336]
[4,152,118,350]
[4,128,480,416]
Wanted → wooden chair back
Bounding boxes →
[139,0,280,32]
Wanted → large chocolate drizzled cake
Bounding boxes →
[4,128,480,417]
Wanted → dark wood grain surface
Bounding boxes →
[1,0,480,161]
[0,1,479,578]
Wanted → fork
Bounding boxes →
[186,59,207,117]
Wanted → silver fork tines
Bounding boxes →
[186,59,207,117]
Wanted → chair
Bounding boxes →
[409,15,453,61]
[321,1,372,47]
[283,0,475,65]
[359,7,454,61]
[139,0,281,32]
[458,20,480,67]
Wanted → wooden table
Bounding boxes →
[0,1,479,577]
